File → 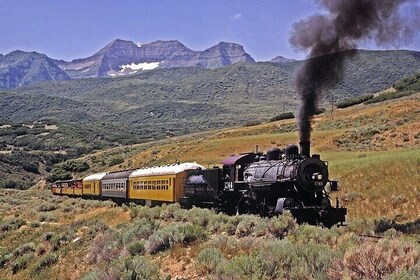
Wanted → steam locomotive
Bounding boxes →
[52,142,346,227]
[181,142,346,227]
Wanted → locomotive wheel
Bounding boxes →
[236,195,256,215]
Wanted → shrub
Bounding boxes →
[121,256,161,280]
[336,94,374,108]
[267,212,297,238]
[290,241,338,279]
[42,232,54,241]
[364,90,414,105]
[207,212,233,233]
[145,223,206,254]
[0,218,26,233]
[145,228,176,254]
[39,213,59,222]
[80,266,122,280]
[38,203,58,212]
[127,240,145,256]
[244,120,262,127]
[46,168,72,183]
[80,269,101,280]
[202,235,241,257]
[108,156,124,167]
[122,218,156,243]
[220,216,241,235]
[269,112,295,122]
[30,221,41,228]
[315,107,326,115]
[31,253,58,274]
[11,253,34,274]
[172,208,189,222]
[212,239,338,280]
[385,267,420,280]
[51,233,71,251]
[235,215,266,237]
[217,254,265,279]
[196,248,224,274]
[346,218,375,234]
[0,254,12,269]
[291,224,341,245]
[85,230,123,264]
[0,179,26,190]
[13,242,36,257]
[58,159,90,172]
[22,161,39,174]
[374,218,420,234]
[130,205,161,220]
[328,239,420,280]
[393,73,420,92]
[188,207,215,227]
[238,236,261,253]
[160,203,183,220]
[181,223,206,243]
[35,244,47,256]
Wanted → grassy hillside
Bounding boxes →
[72,92,419,222]
[0,94,419,279]
[0,119,150,189]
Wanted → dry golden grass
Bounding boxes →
[118,93,419,222]
[327,148,419,221]
[45,93,419,223]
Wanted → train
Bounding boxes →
[52,141,347,227]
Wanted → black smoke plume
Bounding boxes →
[290,0,418,142]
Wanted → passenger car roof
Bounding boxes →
[130,162,205,177]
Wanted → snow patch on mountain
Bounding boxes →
[120,61,161,71]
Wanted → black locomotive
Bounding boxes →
[180,142,346,227]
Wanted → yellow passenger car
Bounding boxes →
[82,172,107,196]
[128,163,205,203]
[60,180,74,195]
[73,179,83,196]
[51,182,62,195]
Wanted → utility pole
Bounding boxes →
[330,91,334,119]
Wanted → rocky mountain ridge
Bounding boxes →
[0,39,258,88]
[0,51,69,89]
[270,55,296,64]
[53,39,256,79]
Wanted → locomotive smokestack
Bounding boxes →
[300,141,310,158]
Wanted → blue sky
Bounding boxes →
[0,0,418,61]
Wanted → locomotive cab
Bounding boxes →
[221,153,257,191]
[219,153,259,214]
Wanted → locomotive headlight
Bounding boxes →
[312,173,323,180]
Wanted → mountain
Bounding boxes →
[0,40,255,88]
[270,55,296,64]
[195,42,255,68]
[1,49,417,140]
[54,39,255,79]
[0,51,69,89]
